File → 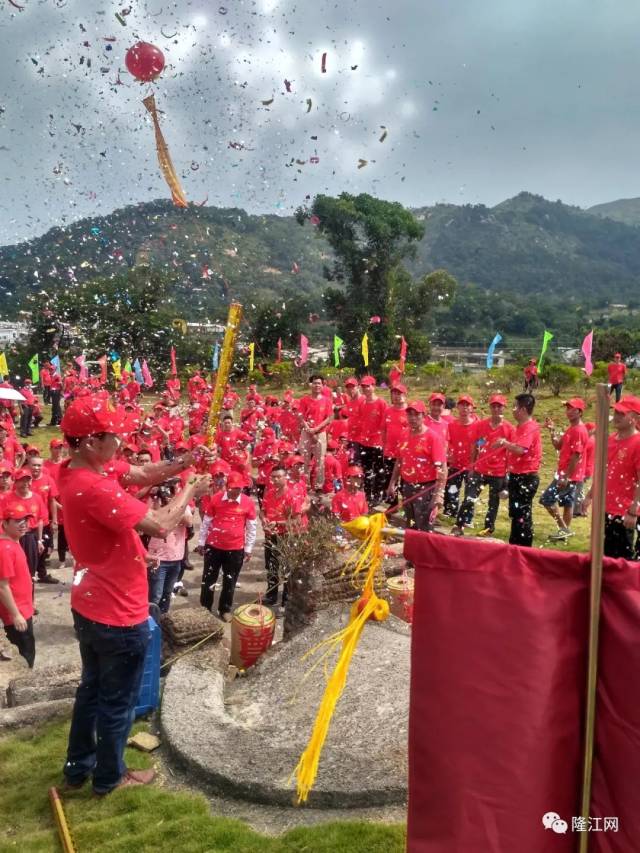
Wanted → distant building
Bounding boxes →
[431,345,506,371]
[0,321,28,346]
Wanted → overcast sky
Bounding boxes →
[0,0,638,244]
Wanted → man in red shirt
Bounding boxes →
[356,376,388,507]
[27,455,59,578]
[499,393,542,547]
[44,438,70,564]
[332,466,368,522]
[260,465,302,608]
[464,394,516,536]
[343,377,364,459]
[584,396,640,559]
[382,384,408,497]
[607,353,627,402]
[58,396,210,795]
[49,371,63,426]
[0,504,36,668]
[523,359,538,391]
[539,398,589,540]
[0,425,24,468]
[187,370,206,401]
[444,395,477,524]
[252,427,279,506]
[426,393,450,445]
[7,470,50,585]
[298,374,333,490]
[19,379,36,437]
[387,401,446,531]
[197,471,257,621]
[574,422,595,517]
[40,362,53,405]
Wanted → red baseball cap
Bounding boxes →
[344,377,358,387]
[489,394,507,406]
[279,441,295,454]
[359,376,376,386]
[429,392,446,404]
[564,397,585,411]
[0,463,13,476]
[391,383,407,394]
[25,446,40,455]
[288,454,305,466]
[13,469,32,481]
[457,395,475,406]
[2,502,34,521]
[226,471,246,489]
[210,460,231,476]
[615,352,622,358]
[262,427,275,438]
[614,396,640,415]
[49,437,64,448]
[406,400,427,414]
[327,439,339,450]
[61,397,140,438]
[346,465,363,477]
[584,422,596,431]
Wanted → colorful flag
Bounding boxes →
[333,335,344,368]
[300,334,309,365]
[133,358,144,384]
[109,350,120,362]
[142,94,188,208]
[97,355,107,384]
[170,346,177,376]
[212,342,220,371]
[124,359,133,375]
[74,355,88,381]
[0,352,8,377]
[276,338,282,364]
[399,336,408,373]
[51,355,61,375]
[28,354,39,383]
[581,330,594,376]
[112,359,122,380]
[142,359,154,387]
[486,333,502,369]
[537,330,554,371]
[361,333,369,368]
[248,342,255,373]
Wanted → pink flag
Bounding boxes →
[399,336,408,372]
[276,338,282,364]
[581,330,594,376]
[300,334,309,365]
[142,359,154,387]
[74,355,89,381]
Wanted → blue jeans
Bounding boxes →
[148,560,182,613]
[63,611,150,793]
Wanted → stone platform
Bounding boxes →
[161,605,411,809]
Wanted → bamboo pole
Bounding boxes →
[578,383,609,852]
[205,302,243,447]
[49,787,76,853]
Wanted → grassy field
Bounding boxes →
[0,721,405,853]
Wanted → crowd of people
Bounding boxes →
[0,353,637,795]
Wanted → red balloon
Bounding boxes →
[125,42,165,82]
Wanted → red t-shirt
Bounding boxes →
[344,395,364,441]
[217,428,242,462]
[473,419,516,477]
[507,420,542,474]
[58,460,149,626]
[253,439,280,485]
[30,473,59,524]
[104,458,131,481]
[447,420,477,471]
[201,491,256,551]
[299,395,333,431]
[356,398,388,448]
[557,423,589,481]
[5,492,46,529]
[383,406,409,459]
[426,417,449,447]
[584,435,595,478]
[311,453,342,493]
[328,419,349,444]
[0,538,34,625]
[332,489,368,522]
[397,429,446,484]
[605,433,640,516]
[278,410,302,442]
[262,485,300,534]
[607,362,626,385]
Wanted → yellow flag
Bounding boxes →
[361,333,369,367]
[248,342,255,373]
[142,94,188,208]
[0,352,7,376]
[112,359,122,380]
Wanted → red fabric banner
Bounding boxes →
[405,532,640,853]
[170,346,177,376]
[97,354,107,384]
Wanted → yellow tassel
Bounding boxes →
[142,94,188,208]
[293,512,389,804]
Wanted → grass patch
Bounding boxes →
[0,720,406,853]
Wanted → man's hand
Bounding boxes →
[623,510,637,530]
[193,545,204,556]
[188,474,212,499]
[37,541,45,556]
[386,485,397,501]
[243,552,252,563]
[582,496,592,515]
[51,522,58,532]
[13,614,27,632]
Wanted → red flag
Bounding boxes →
[97,354,107,384]
[300,334,309,365]
[399,336,407,372]
[405,532,640,852]
[388,365,402,386]
[170,346,177,376]
[276,338,282,364]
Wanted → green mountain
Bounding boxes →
[2,192,640,343]
[588,197,640,227]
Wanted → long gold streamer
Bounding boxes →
[206,302,243,446]
[142,94,188,208]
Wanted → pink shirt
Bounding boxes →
[147,508,192,562]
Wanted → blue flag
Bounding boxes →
[486,333,502,369]
[109,350,120,362]
[212,341,220,371]
[51,355,61,375]
[133,358,144,384]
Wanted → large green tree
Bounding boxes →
[298,193,457,371]
[244,295,311,359]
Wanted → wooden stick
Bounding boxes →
[578,383,609,852]
[49,787,76,853]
